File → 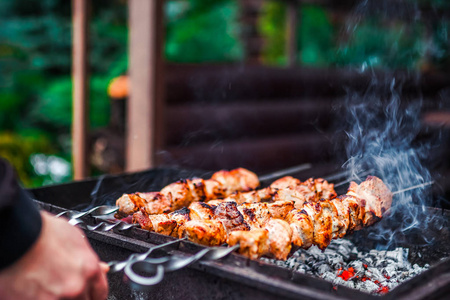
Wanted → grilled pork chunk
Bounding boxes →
[263,219,293,260]
[237,202,272,229]
[168,207,192,238]
[211,168,260,195]
[132,210,177,236]
[228,229,269,260]
[189,202,215,220]
[285,209,314,249]
[184,220,227,246]
[267,200,295,219]
[273,178,337,209]
[347,176,393,226]
[303,201,333,250]
[213,201,250,232]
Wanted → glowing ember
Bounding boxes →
[378,286,390,294]
[337,267,355,281]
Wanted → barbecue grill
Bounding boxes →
[29,166,450,300]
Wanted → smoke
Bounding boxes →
[339,0,443,248]
[342,76,435,246]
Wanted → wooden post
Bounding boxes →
[286,0,299,66]
[127,0,164,172]
[240,0,264,64]
[72,0,89,180]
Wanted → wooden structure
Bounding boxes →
[127,0,164,172]
[72,0,89,180]
[72,0,308,178]
[72,0,165,177]
[72,0,449,179]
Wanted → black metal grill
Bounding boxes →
[29,167,450,300]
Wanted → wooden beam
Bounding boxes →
[127,0,165,172]
[286,1,299,66]
[72,0,90,180]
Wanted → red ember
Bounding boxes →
[378,286,390,294]
[337,267,355,281]
[336,267,390,295]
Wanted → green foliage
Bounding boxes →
[299,5,334,67]
[258,3,441,70]
[258,3,335,66]
[90,4,128,74]
[0,0,127,186]
[165,0,243,63]
[334,19,426,70]
[0,131,56,187]
[259,1,287,65]
[31,76,111,130]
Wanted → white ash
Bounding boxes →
[261,239,429,294]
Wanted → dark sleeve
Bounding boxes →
[0,159,42,270]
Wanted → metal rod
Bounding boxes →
[123,244,239,289]
[258,163,312,182]
[108,238,187,273]
[393,181,434,195]
[56,168,371,221]
[334,169,374,187]
[56,205,118,219]
[324,170,352,182]
[68,218,137,232]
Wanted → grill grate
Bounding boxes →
[30,167,450,299]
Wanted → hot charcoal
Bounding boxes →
[262,238,429,294]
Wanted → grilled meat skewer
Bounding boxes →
[229,176,392,259]
[132,176,392,260]
[115,168,260,218]
[117,172,336,217]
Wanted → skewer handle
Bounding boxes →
[56,206,133,232]
[123,244,239,289]
[68,218,137,232]
[56,205,118,219]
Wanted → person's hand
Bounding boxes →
[0,211,109,300]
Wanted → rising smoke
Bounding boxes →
[338,0,444,247]
[342,76,435,246]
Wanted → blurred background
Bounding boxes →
[0,0,449,189]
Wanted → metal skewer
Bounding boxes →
[333,169,374,187]
[108,238,187,273]
[393,181,434,195]
[54,164,313,222]
[67,217,137,231]
[55,168,374,224]
[56,205,118,219]
[258,163,312,182]
[122,243,239,289]
[59,178,435,234]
